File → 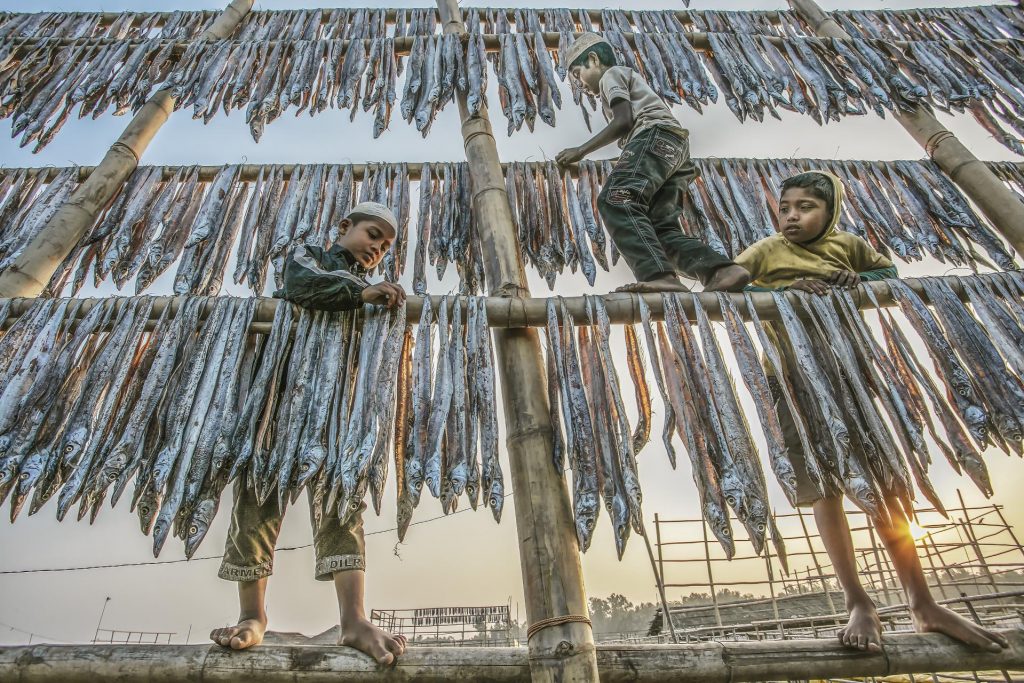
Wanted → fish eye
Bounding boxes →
[19,472,29,480]
[301,463,310,471]
[108,472,118,481]
[189,525,198,535]
[63,445,74,454]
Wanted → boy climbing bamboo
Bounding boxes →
[210,202,408,664]
[736,171,1008,654]
[556,33,750,293]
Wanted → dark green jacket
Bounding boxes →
[273,244,368,311]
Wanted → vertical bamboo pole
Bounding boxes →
[788,0,1024,257]
[701,521,724,627]
[921,536,951,601]
[640,527,678,643]
[866,525,896,606]
[435,2,599,680]
[796,506,840,621]
[653,514,678,641]
[0,0,255,298]
[990,504,1024,564]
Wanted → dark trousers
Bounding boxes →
[597,126,733,284]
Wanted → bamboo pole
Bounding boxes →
[0,0,255,299]
[1,632,1022,682]
[789,0,1024,258]
[436,0,599,680]
[7,158,1024,183]
[0,272,1019,332]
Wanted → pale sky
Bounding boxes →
[1,0,1022,647]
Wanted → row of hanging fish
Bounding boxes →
[0,9,398,44]
[4,10,1024,151]
[0,294,502,556]
[679,158,1017,269]
[11,163,415,298]
[11,6,1016,44]
[542,272,1024,559]
[542,293,786,563]
[0,156,1016,298]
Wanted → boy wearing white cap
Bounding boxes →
[556,34,750,293]
[211,201,407,665]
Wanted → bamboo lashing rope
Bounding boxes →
[526,614,592,640]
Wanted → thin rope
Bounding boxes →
[526,614,592,640]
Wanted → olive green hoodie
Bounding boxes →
[735,171,896,289]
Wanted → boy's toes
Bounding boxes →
[385,634,406,657]
[375,650,395,666]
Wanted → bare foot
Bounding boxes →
[210,616,267,650]
[911,602,1009,652]
[837,602,883,653]
[340,617,408,666]
[704,265,751,292]
[616,275,690,294]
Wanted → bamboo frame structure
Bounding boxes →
[789,0,1024,258]
[0,274,1013,332]
[436,0,600,679]
[0,0,255,299]
[0,632,1021,682]
[653,502,1024,646]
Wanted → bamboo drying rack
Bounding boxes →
[1,0,1023,680]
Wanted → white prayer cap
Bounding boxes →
[347,201,398,233]
[565,33,611,69]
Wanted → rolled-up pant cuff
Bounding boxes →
[315,554,365,581]
[218,559,273,582]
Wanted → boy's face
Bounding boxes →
[336,217,396,269]
[778,187,831,244]
[569,53,604,96]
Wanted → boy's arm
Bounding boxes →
[858,265,898,281]
[277,244,368,312]
[556,100,634,166]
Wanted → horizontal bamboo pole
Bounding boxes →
[28,7,778,31]
[4,159,1020,184]
[9,26,1006,61]
[0,274,1014,332]
[8,29,719,55]
[0,631,1021,682]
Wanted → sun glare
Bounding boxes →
[909,521,930,541]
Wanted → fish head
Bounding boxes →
[151,515,172,557]
[488,480,504,523]
[58,426,88,465]
[846,476,882,519]
[574,491,600,552]
[964,407,989,443]
[136,490,161,535]
[0,456,18,496]
[184,498,219,559]
[706,501,735,559]
[0,432,11,455]
[98,446,130,486]
[611,495,631,559]
[296,445,327,489]
[396,499,415,541]
[994,414,1023,443]
[9,452,46,521]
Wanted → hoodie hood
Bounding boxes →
[801,170,846,245]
